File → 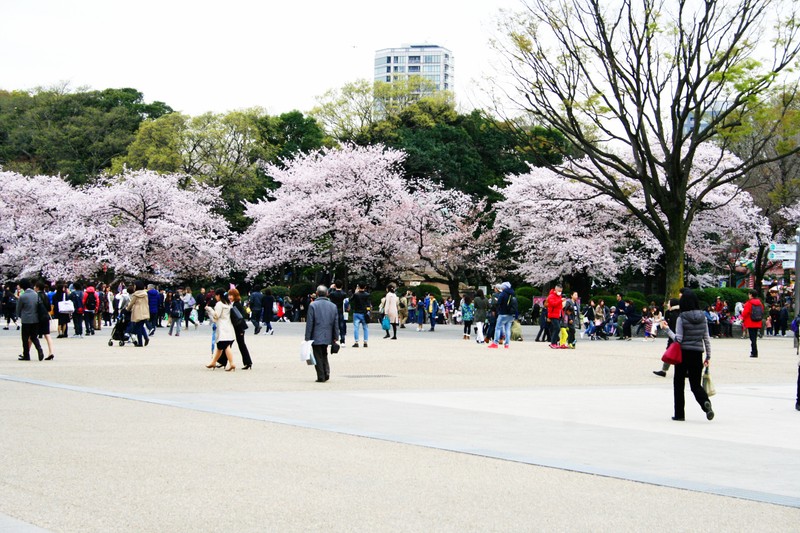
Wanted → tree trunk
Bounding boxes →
[447,277,461,301]
[663,237,686,300]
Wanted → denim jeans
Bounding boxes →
[549,318,562,345]
[494,314,514,345]
[353,313,368,342]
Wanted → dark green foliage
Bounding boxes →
[516,286,538,300]
[289,282,315,298]
[269,286,290,299]
[625,291,647,302]
[256,110,327,168]
[368,101,564,199]
[0,87,172,184]
[370,291,386,308]
[516,295,532,314]
[406,284,443,301]
[695,287,749,308]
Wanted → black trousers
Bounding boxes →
[312,344,330,381]
[235,327,252,366]
[673,348,710,418]
[535,323,549,341]
[250,308,262,330]
[796,366,799,403]
[21,323,43,359]
[183,309,196,328]
[748,328,759,356]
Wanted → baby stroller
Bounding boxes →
[108,313,131,346]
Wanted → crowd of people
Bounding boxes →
[5,277,799,413]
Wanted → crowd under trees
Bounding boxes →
[2,0,800,299]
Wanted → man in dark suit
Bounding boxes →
[304,285,339,383]
[17,279,45,361]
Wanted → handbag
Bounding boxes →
[331,343,340,354]
[231,304,248,330]
[702,368,716,397]
[58,299,75,314]
[661,341,682,365]
[381,314,391,331]
[36,297,50,323]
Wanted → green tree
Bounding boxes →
[371,98,562,198]
[110,112,188,174]
[0,86,171,183]
[112,108,326,230]
[310,79,377,144]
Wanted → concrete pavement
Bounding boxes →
[1,320,799,531]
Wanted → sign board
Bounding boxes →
[768,251,796,261]
[784,261,796,269]
[769,243,797,252]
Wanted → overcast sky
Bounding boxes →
[1,0,521,116]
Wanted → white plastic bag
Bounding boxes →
[300,340,315,365]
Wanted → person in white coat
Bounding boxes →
[205,289,236,372]
[382,284,400,340]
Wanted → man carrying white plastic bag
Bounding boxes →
[304,285,339,382]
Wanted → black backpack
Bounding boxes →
[84,292,97,311]
[750,302,763,322]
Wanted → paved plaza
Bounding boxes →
[1,320,799,532]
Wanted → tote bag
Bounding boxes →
[702,368,716,396]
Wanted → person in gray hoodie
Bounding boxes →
[662,288,714,421]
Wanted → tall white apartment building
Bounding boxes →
[374,44,454,94]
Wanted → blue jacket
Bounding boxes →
[497,286,516,315]
[147,289,160,314]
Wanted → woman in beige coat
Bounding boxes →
[126,280,150,347]
[383,284,400,340]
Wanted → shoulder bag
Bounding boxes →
[661,341,682,365]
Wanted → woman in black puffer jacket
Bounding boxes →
[662,288,714,422]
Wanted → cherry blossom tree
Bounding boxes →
[0,170,99,280]
[400,179,499,296]
[82,170,232,282]
[495,143,769,288]
[493,167,662,285]
[237,144,415,281]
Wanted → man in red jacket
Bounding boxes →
[742,289,764,358]
[546,285,564,349]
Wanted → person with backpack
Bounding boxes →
[2,284,20,330]
[69,283,85,338]
[488,282,515,349]
[82,284,100,336]
[168,291,184,336]
[742,289,764,358]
